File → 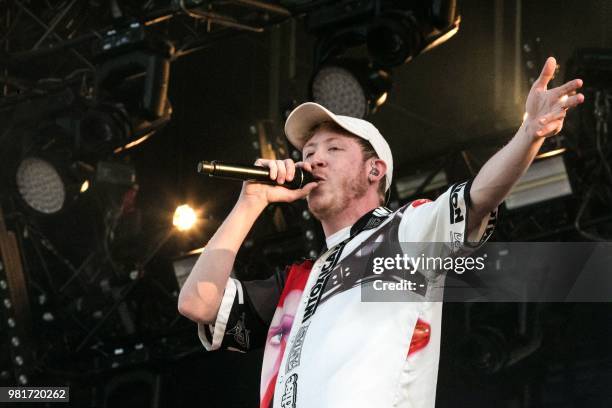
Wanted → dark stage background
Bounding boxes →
[1,0,612,407]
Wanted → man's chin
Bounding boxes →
[307,193,325,215]
[307,193,336,220]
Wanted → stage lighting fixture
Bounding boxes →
[16,157,66,215]
[504,155,572,210]
[173,205,197,232]
[306,1,460,70]
[90,22,172,155]
[310,59,392,118]
[304,1,459,117]
[78,102,168,156]
[366,2,460,67]
[95,161,136,186]
[366,13,422,67]
[366,13,460,67]
[15,156,89,216]
[77,107,131,158]
[94,22,173,121]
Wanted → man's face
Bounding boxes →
[302,129,369,220]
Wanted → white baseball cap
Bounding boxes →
[284,102,393,191]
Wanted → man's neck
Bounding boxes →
[320,200,380,237]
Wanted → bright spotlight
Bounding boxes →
[173,204,197,231]
[376,92,388,107]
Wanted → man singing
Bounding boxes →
[178,57,584,408]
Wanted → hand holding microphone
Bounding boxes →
[198,158,319,205]
[198,160,316,189]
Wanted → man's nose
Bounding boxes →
[307,150,327,167]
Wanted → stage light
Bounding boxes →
[376,92,388,106]
[7,89,154,218]
[91,22,173,155]
[304,1,458,117]
[77,107,130,158]
[366,13,422,67]
[15,140,92,216]
[310,59,392,118]
[94,22,173,121]
[173,204,197,231]
[16,157,67,215]
[78,104,166,156]
[421,23,460,53]
[505,155,572,210]
[311,65,366,118]
[366,3,460,67]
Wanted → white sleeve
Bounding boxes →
[398,180,497,253]
[197,277,243,351]
[196,273,280,352]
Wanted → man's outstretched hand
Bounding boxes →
[524,56,585,139]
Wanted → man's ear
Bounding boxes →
[369,159,387,182]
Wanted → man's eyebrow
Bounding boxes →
[303,136,342,150]
[303,140,316,150]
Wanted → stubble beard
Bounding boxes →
[307,168,369,221]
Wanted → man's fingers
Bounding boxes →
[539,109,566,125]
[280,181,318,202]
[294,182,319,198]
[255,158,277,179]
[552,93,583,113]
[537,92,584,128]
[552,78,583,98]
[284,159,296,182]
[563,93,585,109]
[533,56,557,90]
[276,160,287,184]
[267,160,278,181]
[249,158,306,185]
[302,181,318,192]
[296,161,313,173]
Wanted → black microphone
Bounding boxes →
[197,160,315,189]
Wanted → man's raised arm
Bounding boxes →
[177,159,317,324]
[467,57,584,234]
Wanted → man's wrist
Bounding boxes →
[519,119,544,146]
[234,196,267,217]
